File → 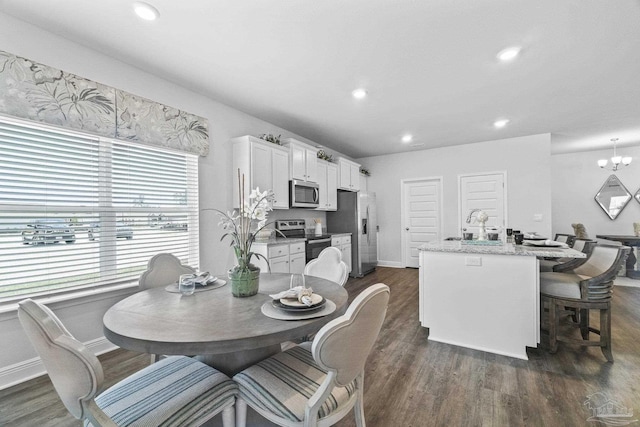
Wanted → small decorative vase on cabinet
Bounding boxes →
[228,265,260,297]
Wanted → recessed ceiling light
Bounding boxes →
[496,46,521,62]
[493,119,510,128]
[133,2,160,21]
[401,134,413,143]
[352,88,367,99]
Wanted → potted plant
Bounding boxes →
[216,170,275,297]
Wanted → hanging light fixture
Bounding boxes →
[598,138,632,171]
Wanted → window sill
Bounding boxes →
[0,281,139,321]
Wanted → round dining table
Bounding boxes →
[103,273,348,376]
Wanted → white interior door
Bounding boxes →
[459,172,506,236]
[402,178,442,268]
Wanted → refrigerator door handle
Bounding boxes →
[366,206,370,245]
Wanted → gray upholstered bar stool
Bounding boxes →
[553,233,576,247]
[539,244,630,362]
[539,239,596,272]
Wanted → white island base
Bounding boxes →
[419,247,540,360]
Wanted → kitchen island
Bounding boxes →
[419,240,586,360]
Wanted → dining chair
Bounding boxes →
[139,252,196,290]
[539,239,596,272]
[553,233,576,247]
[304,246,349,287]
[539,244,630,362]
[18,299,237,427]
[234,283,390,427]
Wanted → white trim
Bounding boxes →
[0,281,138,320]
[400,177,444,268]
[376,260,404,268]
[0,337,117,391]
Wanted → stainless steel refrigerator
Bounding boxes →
[326,191,378,277]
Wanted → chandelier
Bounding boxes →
[598,138,632,171]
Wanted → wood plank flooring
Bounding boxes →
[1,267,639,426]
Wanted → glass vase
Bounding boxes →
[228,265,260,297]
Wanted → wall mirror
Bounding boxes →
[594,174,632,220]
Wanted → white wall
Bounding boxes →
[357,134,553,267]
[0,13,333,388]
[551,145,640,237]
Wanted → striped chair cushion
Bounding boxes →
[85,356,237,427]
[233,344,356,422]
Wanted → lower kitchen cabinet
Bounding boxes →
[331,234,352,273]
[252,240,306,274]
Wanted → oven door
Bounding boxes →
[305,238,332,263]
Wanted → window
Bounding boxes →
[0,116,199,302]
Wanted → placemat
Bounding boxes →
[165,279,226,293]
[261,299,336,320]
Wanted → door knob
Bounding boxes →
[405,227,409,231]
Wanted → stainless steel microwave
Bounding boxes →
[290,179,320,208]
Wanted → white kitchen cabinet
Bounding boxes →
[331,234,352,273]
[337,157,361,192]
[316,160,338,211]
[232,135,290,209]
[282,138,318,183]
[252,241,306,274]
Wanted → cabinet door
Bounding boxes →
[272,149,289,209]
[305,148,318,183]
[316,161,328,211]
[341,243,352,273]
[350,164,360,192]
[270,256,290,273]
[326,163,338,210]
[290,143,306,181]
[289,252,306,274]
[251,143,271,193]
[339,160,351,190]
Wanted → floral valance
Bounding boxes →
[0,50,209,156]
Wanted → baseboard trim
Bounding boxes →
[0,337,117,391]
[377,260,404,268]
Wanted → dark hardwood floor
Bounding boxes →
[1,267,639,426]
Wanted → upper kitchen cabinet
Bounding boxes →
[282,138,318,183]
[337,157,361,192]
[316,159,338,211]
[232,136,290,209]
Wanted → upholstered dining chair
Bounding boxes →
[234,283,390,427]
[539,244,630,362]
[553,233,576,247]
[139,252,196,290]
[539,239,596,272]
[304,246,349,287]
[18,299,237,427]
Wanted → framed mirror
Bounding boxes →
[594,174,632,220]
[634,186,640,205]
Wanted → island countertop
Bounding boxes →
[419,240,586,258]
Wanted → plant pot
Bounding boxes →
[228,265,260,297]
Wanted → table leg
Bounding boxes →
[625,247,640,279]
[195,344,282,376]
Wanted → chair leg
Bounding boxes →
[580,308,590,340]
[235,397,247,427]
[221,404,235,427]
[549,299,558,353]
[354,382,366,427]
[600,307,613,363]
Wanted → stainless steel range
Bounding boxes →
[275,219,332,263]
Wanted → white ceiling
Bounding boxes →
[2,0,640,158]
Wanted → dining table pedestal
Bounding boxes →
[103,273,349,376]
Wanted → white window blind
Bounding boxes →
[0,116,199,302]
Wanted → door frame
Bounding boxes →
[401,176,443,268]
[457,171,508,235]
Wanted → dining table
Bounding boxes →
[103,272,348,376]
